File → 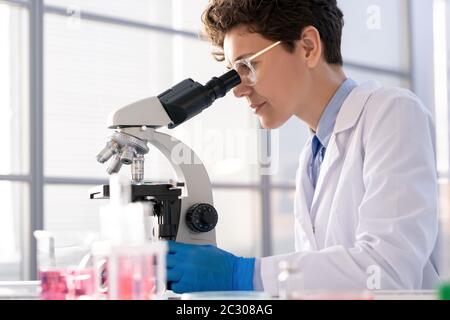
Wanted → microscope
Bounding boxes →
[90,70,241,245]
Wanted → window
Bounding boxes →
[0,1,29,280]
[433,0,450,279]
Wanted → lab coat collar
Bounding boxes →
[333,81,381,134]
[314,78,357,148]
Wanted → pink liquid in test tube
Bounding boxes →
[115,255,156,300]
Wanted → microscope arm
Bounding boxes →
[118,127,215,244]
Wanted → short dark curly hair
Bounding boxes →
[201,0,344,65]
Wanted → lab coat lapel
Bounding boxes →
[295,138,318,250]
[310,81,381,222]
[311,134,342,216]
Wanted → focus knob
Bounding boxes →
[185,203,218,233]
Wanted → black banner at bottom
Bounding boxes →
[0,299,447,319]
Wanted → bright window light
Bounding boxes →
[433,0,449,176]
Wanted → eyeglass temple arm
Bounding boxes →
[248,41,282,61]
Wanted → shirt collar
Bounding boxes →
[313,78,357,148]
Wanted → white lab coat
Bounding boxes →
[261,81,440,295]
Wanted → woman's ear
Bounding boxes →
[298,26,322,68]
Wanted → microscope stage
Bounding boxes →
[89,182,183,201]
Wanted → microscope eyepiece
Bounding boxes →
[220,69,242,91]
[158,69,241,129]
[205,69,241,100]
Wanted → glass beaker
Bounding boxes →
[34,230,98,300]
[107,241,167,300]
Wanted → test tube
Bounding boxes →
[107,242,167,300]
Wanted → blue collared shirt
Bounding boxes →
[308,78,357,188]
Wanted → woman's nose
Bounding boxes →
[233,83,252,98]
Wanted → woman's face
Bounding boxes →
[224,25,313,129]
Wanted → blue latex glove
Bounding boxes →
[166,241,255,293]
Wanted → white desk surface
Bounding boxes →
[0,282,439,300]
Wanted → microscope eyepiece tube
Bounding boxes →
[205,69,241,100]
[158,69,241,129]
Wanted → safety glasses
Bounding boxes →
[230,41,282,87]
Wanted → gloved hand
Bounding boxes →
[166,241,255,293]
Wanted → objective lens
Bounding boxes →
[120,146,136,165]
[131,154,145,183]
[107,154,123,174]
[96,141,119,163]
